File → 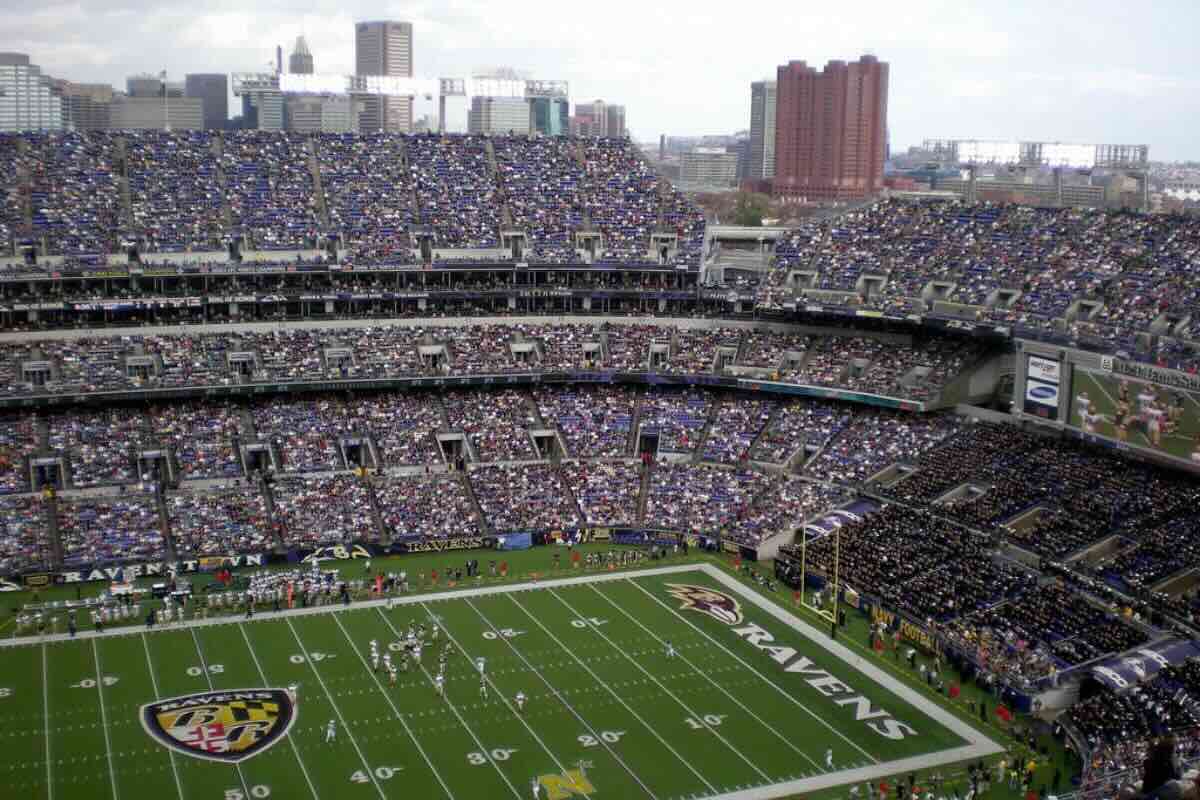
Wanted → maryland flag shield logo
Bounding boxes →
[140,689,297,763]
[665,584,744,626]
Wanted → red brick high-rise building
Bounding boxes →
[773,55,888,203]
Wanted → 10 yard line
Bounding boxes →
[91,638,120,800]
[545,586,773,784]
[326,611,455,800]
[588,582,824,771]
[627,577,880,764]
[284,618,388,800]
[141,633,186,800]
[237,624,321,800]
[41,643,53,800]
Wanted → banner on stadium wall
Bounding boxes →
[298,544,375,564]
[52,553,270,584]
[869,605,938,653]
[497,533,533,551]
[391,535,495,554]
[1088,638,1200,691]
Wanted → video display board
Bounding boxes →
[1023,354,1062,420]
[1070,367,1200,465]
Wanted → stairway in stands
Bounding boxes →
[307,137,331,229]
[690,394,723,463]
[459,470,491,535]
[636,460,652,525]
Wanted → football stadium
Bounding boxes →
[0,122,1198,800]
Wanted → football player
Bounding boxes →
[480,676,488,699]
[515,690,527,712]
[325,719,337,743]
[434,672,445,697]
[826,749,834,769]
[665,640,676,658]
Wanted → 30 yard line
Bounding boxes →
[237,624,321,800]
[407,603,575,793]
[627,577,880,764]
[488,593,695,798]
[544,587,773,784]
[141,633,186,800]
[284,618,388,800]
[326,612,455,800]
[589,582,823,771]
[363,609,520,798]
[41,643,53,800]
[91,638,120,800]
[189,627,252,800]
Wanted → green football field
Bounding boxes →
[0,564,1002,800]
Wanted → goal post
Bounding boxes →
[797,525,839,631]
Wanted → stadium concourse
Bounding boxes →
[1,130,1199,800]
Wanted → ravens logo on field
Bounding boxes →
[664,584,745,626]
[140,688,296,763]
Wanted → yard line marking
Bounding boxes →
[589,582,823,771]
[408,603,574,788]
[284,618,388,800]
[140,633,186,800]
[627,576,880,764]
[42,643,53,800]
[189,627,253,799]
[327,612,455,800]
[496,592,699,798]
[91,638,120,800]
[237,625,320,800]
[545,587,772,784]
[366,609,520,799]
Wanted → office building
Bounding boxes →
[0,53,63,132]
[679,148,739,191]
[605,104,626,138]
[467,96,530,135]
[110,96,203,130]
[748,80,776,180]
[289,37,314,75]
[126,74,183,98]
[774,55,888,203]
[355,20,413,132]
[241,92,285,131]
[184,74,228,130]
[572,99,626,137]
[530,96,568,136]
[50,80,113,131]
[286,95,353,133]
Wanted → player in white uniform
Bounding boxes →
[325,719,337,743]
[515,691,527,712]
[414,644,423,663]
[434,672,445,696]
[665,640,676,658]
[480,676,488,699]
[431,624,440,642]
[371,650,380,672]
[1075,391,1090,425]
[476,656,486,676]
[287,684,299,703]
[1147,402,1165,446]
[531,777,542,800]
[825,748,833,768]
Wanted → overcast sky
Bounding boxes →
[4,0,1199,160]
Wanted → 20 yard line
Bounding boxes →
[41,643,52,800]
[544,587,773,784]
[589,583,824,771]
[189,627,253,800]
[91,638,120,800]
[284,618,388,800]
[627,577,880,764]
[141,633,186,800]
[237,624,321,800]
[491,593,699,798]
[327,612,455,800]
[406,603,574,791]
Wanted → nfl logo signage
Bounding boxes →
[140,689,297,763]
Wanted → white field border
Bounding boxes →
[10,563,1006,800]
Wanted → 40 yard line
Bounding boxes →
[237,624,321,800]
[284,617,388,800]
[91,638,120,800]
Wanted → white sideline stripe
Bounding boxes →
[545,586,774,784]
[140,633,186,800]
[42,643,53,800]
[328,611,456,800]
[0,564,702,649]
[284,618,389,800]
[501,591,706,799]
[626,576,880,763]
[412,601,579,787]
[365,609,521,800]
[91,638,120,800]
[470,595,663,800]
[587,582,823,771]
[189,627,252,799]
[237,624,321,800]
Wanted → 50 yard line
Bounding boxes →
[141,633,186,800]
[189,627,252,800]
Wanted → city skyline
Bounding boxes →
[3,0,1199,159]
